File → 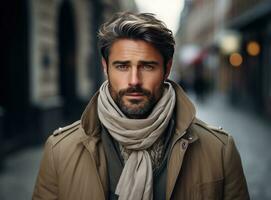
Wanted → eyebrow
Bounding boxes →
[112,60,159,65]
[138,60,159,65]
[112,60,130,65]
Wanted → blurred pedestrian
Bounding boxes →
[33,12,249,200]
[193,63,208,102]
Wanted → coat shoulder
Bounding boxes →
[191,118,230,145]
[49,120,82,146]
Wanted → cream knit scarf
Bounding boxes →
[97,80,176,200]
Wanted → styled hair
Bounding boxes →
[97,12,175,67]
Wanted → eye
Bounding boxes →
[142,64,154,71]
[116,64,128,71]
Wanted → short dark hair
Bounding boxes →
[97,12,175,68]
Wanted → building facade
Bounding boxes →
[0,0,137,159]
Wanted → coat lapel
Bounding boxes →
[166,130,198,200]
[166,137,188,199]
[166,81,198,200]
[79,126,108,200]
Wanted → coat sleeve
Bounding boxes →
[32,136,58,200]
[223,135,250,200]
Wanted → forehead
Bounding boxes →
[108,39,163,62]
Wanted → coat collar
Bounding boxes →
[80,91,100,137]
[169,80,196,138]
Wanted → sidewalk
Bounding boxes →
[0,146,43,200]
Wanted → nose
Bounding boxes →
[129,67,141,86]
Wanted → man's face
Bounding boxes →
[102,39,172,119]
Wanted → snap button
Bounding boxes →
[188,136,193,140]
[182,141,187,150]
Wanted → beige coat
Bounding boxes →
[33,82,250,200]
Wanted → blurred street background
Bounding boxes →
[0,0,271,199]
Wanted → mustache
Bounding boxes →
[119,86,151,96]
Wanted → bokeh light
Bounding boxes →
[229,53,243,67]
[247,41,260,56]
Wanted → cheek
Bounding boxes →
[108,71,128,91]
[154,82,164,98]
[143,75,164,95]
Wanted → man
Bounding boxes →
[33,12,249,200]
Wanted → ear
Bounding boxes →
[101,58,108,77]
[164,58,173,80]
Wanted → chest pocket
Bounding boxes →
[193,179,223,200]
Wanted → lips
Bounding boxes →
[126,93,144,96]
[125,93,145,100]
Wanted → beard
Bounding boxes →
[109,84,164,119]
